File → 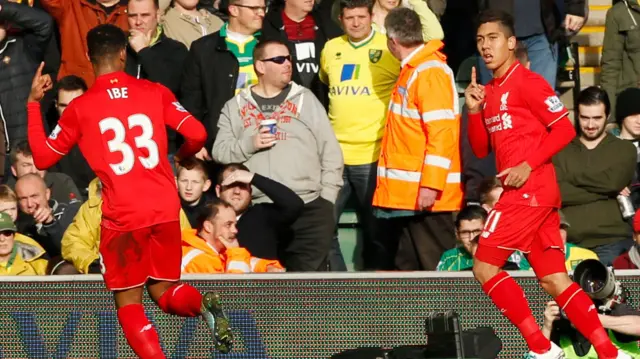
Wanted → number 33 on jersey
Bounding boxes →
[29,72,207,231]
[46,82,191,178]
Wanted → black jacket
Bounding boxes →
[0,1,52,149]
[181,192,214,228]
[478,0,585,42]
[181,30,261,149]
[125,32,189,153]
[237,174,304,260]
[260,5,342,108]
[17,198,81,258]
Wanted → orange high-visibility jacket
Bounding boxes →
[373,40,463,212]
[180,230,283,274]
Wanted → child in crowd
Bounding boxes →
[177,158,212,227]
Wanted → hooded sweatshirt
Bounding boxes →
[212,82,343,204]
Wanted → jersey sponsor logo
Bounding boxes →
[329,86,371,96]
[296,62,319,74]
[331,64,371,96]
[501,113,512,129]
[545,96,563,113]
[340,64,360,81]
[295,42,316,61]
[369,49,382,63]
[49,125,62,140]
[172,101,187,112]
[500,92,509,112]
[484,113,512,133]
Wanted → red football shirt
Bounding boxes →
[33,72,205,231]
[481,62,568,208]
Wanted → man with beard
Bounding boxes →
[215,163,304,262]
[553,86,636,266]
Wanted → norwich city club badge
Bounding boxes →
[369,49,382,63]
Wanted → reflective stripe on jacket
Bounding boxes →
[180,229,283,273]
[373,40,463,212]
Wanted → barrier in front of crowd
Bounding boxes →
[2,271,640,359]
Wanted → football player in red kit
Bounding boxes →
[26,24,233,358]
[466,10,630,359]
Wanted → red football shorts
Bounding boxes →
[99,221,182,291]
[475,202,566,277]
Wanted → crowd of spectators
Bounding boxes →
[0,0,639,276]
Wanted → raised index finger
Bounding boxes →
[35,62,45,78]
[471,66,477,86]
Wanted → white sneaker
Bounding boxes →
[616,350,632,359]
[524,342,565,359]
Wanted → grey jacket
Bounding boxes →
[212,83,344,204]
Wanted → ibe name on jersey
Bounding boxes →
[107,87,128,99]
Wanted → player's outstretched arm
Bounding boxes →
[27,62,75,170]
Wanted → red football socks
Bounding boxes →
[117,304,166,359]
[157,283,203,317]
[482,271,551,354]
[555,283,618,359]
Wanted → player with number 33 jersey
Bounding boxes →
[25,24,233,359]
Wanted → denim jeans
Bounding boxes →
[592,238,635,266]
[328,162,384,271]
[477,33,558,89]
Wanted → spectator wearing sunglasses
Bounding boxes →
[181,0,267,161]
[213,39,344,271]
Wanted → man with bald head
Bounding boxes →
[15,173,80,274]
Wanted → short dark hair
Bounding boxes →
[476,9,515,38]
[197,198,234,230]
[253,39,288,62]
[455,205,488,229]
[477,177,502,206]
[217,163,250,185]
[177,157,209,180]
[56,75,88,95]
[515,42,528,64]
[87,24,128,66]
[385,8,423,47]
[339,0,373,15]
[10,140,32,166]
[577,86,611,119]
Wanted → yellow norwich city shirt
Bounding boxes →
[320,29,400,165]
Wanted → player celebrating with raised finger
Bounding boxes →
[26,24,233,358]
[466,10,629,359]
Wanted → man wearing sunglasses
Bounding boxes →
[181,0,266,161]
[213,39,344,272]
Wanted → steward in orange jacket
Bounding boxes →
[181,229,283,274]
[373,40,463,213]
[372,11,462,271]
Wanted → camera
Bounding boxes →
[572,259,627,313]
